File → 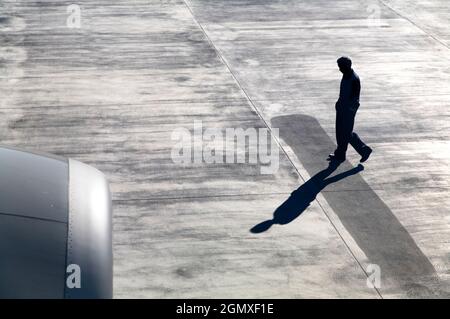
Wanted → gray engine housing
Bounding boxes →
[0,147,112,298]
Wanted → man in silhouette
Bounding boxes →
[328,57,372,162]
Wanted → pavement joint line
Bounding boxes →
[112,184,450,203]
[251,93,450,101]
[113,186,450,203]
[322,185,450,192]
[112,192,294,203]
[0,100,251,110]
[379,0,450,51]
[182,0,382,297]
[3,92,450,110]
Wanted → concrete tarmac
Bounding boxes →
[1,0,449,298]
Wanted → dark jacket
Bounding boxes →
[336,69,360,113]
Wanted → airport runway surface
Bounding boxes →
[1,0,449,298]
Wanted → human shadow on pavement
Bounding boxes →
[251,161,364,233]
[263,114,441,297]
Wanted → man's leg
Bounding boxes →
[350,132,372,162]
[333,111,353,159]
[349,132,367,155]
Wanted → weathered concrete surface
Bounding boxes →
[1,0,448,298]
[185,0,450,298]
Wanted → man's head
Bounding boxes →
[337,56,352,74]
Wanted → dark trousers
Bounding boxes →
[334,110,367,159]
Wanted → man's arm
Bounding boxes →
[336,81,342,110]
[349,77,361,112]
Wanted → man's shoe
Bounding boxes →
[327,153,345,162]
[360,147,372,163]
